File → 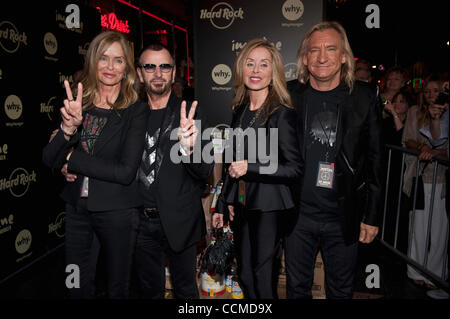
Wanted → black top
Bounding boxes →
[139,107,166,208]
[42,100,149,211]
[287,79,384,244]
[300,84,340,222]
[133,93,213,252]
[217,104,303,213]
[233,105,259,162]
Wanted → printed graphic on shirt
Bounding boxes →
[138,128,160,189]
[81,113,108,155]
[309,111,337,147]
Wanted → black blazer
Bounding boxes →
[217,104,303,215]
[42,100,149,211]
[288,80,384,244]
[149,93,214,253]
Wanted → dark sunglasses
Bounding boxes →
[140,63,173,73]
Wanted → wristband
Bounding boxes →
[60,123,77,137]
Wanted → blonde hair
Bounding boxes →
[417,75,443,128]
[231,38,292,124]
[74,31,138,110]
[296,21,355,91]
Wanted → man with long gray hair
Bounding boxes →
[285,21,384,299]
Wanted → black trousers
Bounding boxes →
[233,207,281,299]
[134,213,199,299]
[285,213,358,299]
[65,199,139,299]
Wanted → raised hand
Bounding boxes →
[383,100,396,116]
[178,100,199,151]
[428,104,446,120]
[60,80,83,133]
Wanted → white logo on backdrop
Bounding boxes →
[0,167,37,198]
[281,0,305,27]
[0,21,28,54]
[0,143,8,161]
[282,0,304,21]
[0,213,14,235]
[48,212,66,238]
[40,96,56,121]
[232,37,283,55]
[78,42,90,56]
[200,2,244,30]
[15,229,32,254]
[211,64,232,86]
[43,32,58,55]
[4,95,23,120]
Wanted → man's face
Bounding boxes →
[138,49,175,97]
[303,29,346,88]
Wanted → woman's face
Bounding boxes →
[393,94,409,115]
[97,41,127,87]
[243,46,273,93]
[423,81,440,105]
[386,72,405,92]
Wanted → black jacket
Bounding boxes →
[288,80,384,244]
[148,93,214,253]
[42,100,149,211]
[217,104,303,214]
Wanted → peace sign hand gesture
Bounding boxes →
[60,80,83,135]
[178,100,199,153]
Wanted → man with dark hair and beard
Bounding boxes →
[134,43,214,299]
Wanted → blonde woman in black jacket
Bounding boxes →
[212,38,303,299]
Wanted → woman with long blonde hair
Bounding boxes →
[212,38,302,299]
[402,75,448,290]
[43,31,149,298]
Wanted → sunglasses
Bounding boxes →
[140,63,173,73]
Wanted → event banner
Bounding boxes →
[193,0,324,127]
[0,0,100,282]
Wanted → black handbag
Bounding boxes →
[410,163,428,210]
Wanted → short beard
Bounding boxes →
[145,75,173,96]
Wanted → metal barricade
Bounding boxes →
[379,144,449,292]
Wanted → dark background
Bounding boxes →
[325,0,449,75]
[0,0,448,299]
[142,0,449,77]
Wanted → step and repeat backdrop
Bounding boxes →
[0,1,100,282]
[0,0,324,284]
[193,0,324,127]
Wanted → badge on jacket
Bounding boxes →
[316,162,335,189]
